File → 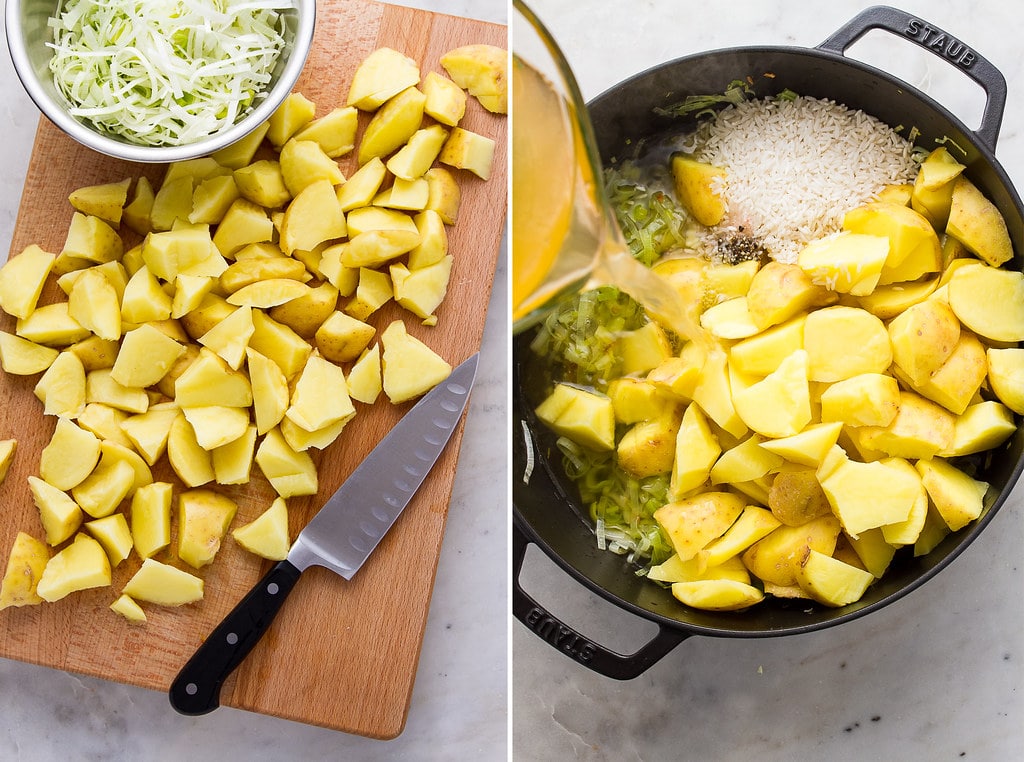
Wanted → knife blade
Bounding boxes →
[169,352,479,716]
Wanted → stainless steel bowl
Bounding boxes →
[5,0,316,163]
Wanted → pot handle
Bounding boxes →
[512,520,690,679]
[818,4,1007,152]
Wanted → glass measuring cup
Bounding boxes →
[511,1,698,340]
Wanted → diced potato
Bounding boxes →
[189,174,241,225]
[232,497,290,561]
[40,418,101,491]
[279,139,346,197]
[347,345,383,405]
[85,513,133,567]
[910,147,964,228]
[36,533,111,602]
[120,405,177,466]
[759,422,843,467]
[123,558,203,606]
[670,156,727,226]
[820,453,921,536]
[946,262,1024,342]
[34,350,86,418]
[69,178,131,228]
[0,532,50,609]
[0,332,59,374]
[803,305,892,382]
[942,400,1017,457]
[852,391,954,459]
[671,578,764,611]
[742,515,841,587]
[856,276,939,320]
[233,160,292,209]
[728,315,805,377]
[746,261,832,330]
[987,347,1024,414]
[337,157,388,212]
[390,256,453,320]
[286,353,356,433]
[691,349,747,439]
[71,458,136,519]
[819,373,900,428]
[267,281,338,339]
[110,322,185,389]
[654,492,745,562]
[422,71,467,127]
[946,175,1013,266]
[207,420,254,485]
[916,458,988,532]
[699,505,781,568]
[62,212,124,263]
[279,179,347,255]
[699,296,759,340]
[797,231,889,295]
[670,402,721,498]
[344,267,394,321]
[212,197,275,256]
[166,414,215,487]
[358,86,427,165]
[249,310,312,380]
[211,121,269,169]
[767,468,832,526]
[0,244,54,319]
[122,176,155,235]
[423,167,461,224]
[121,266,172,324]
[174,348,253,407]
[346,47,421,111]
[534,382,615,452]
[387,125,449,180]
[255,427,318,497]
[617,411,682,478]
[438,127,495,180]
[903,330,986,415]
[149,176,194,232]
[794,549,874,607]
[709,435,783,485]
[440,44,508,113]
[110,594,147,623]
[293,106,359,158]
[178,489,238,568]
[266,92,316,148]
[16,302,91,347]
[733,349,811,438]
[888,299,960,386]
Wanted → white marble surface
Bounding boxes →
[0,1,508,760]
[513,1,1024,760]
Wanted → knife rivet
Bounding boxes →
[267,582,279,595]
[226,632,239,645]
[185,683,198,696]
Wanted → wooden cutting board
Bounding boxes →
[0,0,506,740]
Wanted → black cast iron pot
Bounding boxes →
[513,5,1024,678]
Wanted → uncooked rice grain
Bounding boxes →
[681,95,920,263]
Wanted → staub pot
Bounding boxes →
[513,5,1024,678]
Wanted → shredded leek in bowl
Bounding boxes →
[47,0,291,147]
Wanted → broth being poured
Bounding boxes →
[511,56,704,344]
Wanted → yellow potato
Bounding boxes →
[346,47,421,111]
[803,305,892,382]
[232,497,290,561]
[670,155,726,226]
[797,231,889,295]
[438,127,496,180]
[946,175,1013,267]
[422,71,467,127]
[123,558,203,606]
[534,383,616,452]
[0,532,50,609]
[177,489,237,568]
[358,86,427,165]
[85,513,134,567]
[654,492,745,562]
[293,106,359,158]
[946,262,1024,342]
[794,549,874,607]
[616,410,682,478]
[36,533,110,602]
[440,44,508,113]
[266,92,316,148]
[746,261,833,330]
[0,244,55,319]
[69,178,131,229]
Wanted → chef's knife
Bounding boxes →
[169,353,479,716]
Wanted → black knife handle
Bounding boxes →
[169,559,303,715]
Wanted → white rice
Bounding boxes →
[682,95,920,263]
